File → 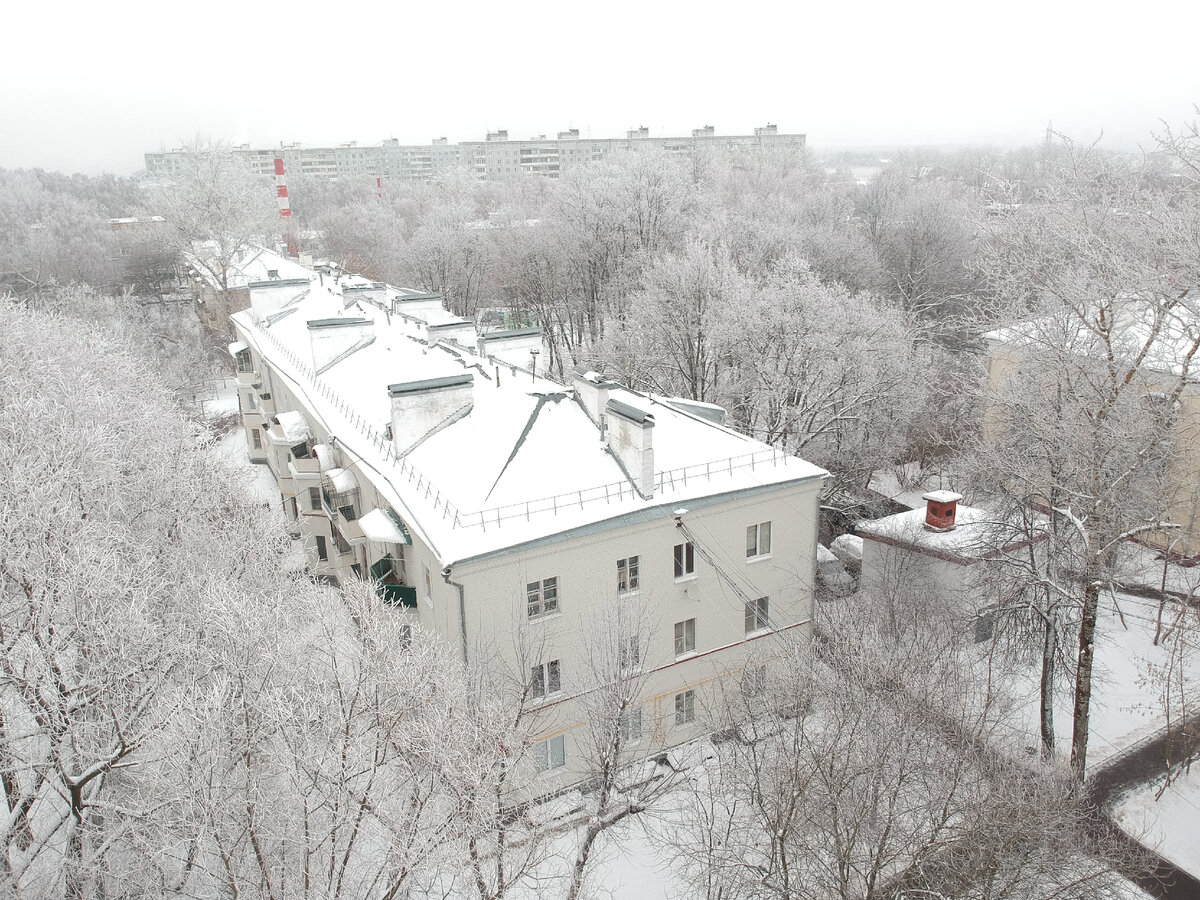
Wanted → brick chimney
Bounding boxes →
[922,490,963,532]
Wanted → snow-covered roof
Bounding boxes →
[312,443,337,472]
[228,340,248,357]
[188,243,315,292]
[231,254,828,565]
[275,410,312,444]
[359,508,412,545]
[857,505,1033,565]
[326,467,358,494]
[985,300,1200,381]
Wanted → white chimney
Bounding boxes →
[307,317,374,374]
[606,398,655,499]
[248,277,310,321]
[573,370,618,434]
[388,374,474,454]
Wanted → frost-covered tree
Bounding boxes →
[666,598,1142,900]
[141,137,278,300]
[0,169,117,292]
[974,134,1200,776]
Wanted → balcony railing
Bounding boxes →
[370,557,416,608]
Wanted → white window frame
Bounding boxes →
[674,689,696,726]
[527,577,559,618]
[745,596,770,634]
[619,707,642,742]
[674,541,696,579]
[531,660,562,699]
[617,556,640,594]
[746,522,772,559]
[674,618,696,656]
[535,734,566,772]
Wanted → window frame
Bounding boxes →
[674,618,696,656]
[535,734,566,772]
[745,596,770,634]
[527,576,560,619]
[674,689,696,726]
[746,522,773,559]
[617,556,640,594]
[531,659,562,699]
[674,541,696,579]
[619,707,642,742]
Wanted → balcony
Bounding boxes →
[370,557,416,608]
[288,454,322,482]
[323,487,365,545]
[236,371,259,387]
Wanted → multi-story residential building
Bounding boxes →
[145,125,806,183]
[229,251,827,788]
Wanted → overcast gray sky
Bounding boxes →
[4,0,1198,175]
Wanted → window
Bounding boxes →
[674,689,696,726]
[746,522,772,559]
[534,734,566,772]
[617,556,640,594]
[674,541,695,578]
[674,618,696,656]
[308,486,321,511]
[527,577,559,618]
[745,596,770,634]
[315,535,328,562]
[531,660,561,699]
[424,565,433,598]
[742,665,767,698]
[251,428,262,449]
[235,348,253,373]
[618,635,641,671]
[619,707,642,741]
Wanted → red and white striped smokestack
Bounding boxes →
[377,176,382,199]
[274,157,291,218]
[274,157,297,257]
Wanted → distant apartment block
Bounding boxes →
[144,125,806,182]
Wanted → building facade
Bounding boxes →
[229,249,827,789]
[146,125,806,183]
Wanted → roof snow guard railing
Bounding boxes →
[251,321,799,532]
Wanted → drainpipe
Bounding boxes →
[442,565,469,665]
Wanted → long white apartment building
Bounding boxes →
[229,256,826,787]
[147,124,805,182]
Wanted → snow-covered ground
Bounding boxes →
[1114,766,1200,879]
[958,589,1193,771]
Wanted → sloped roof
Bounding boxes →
[231,252,827,564]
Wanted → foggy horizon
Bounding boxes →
[5,0,1198,177]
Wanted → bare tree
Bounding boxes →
[974,133,1200,776]
[141,137,279,302]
